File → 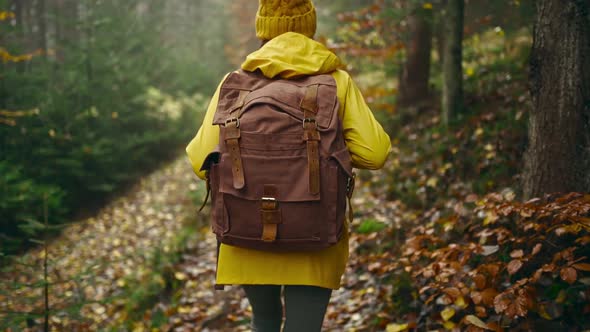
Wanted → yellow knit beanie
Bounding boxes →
[255,0,317,40]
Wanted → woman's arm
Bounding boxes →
[186,80,224,180]
[333,70,391,170]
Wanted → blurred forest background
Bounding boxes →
[1,0,589,331]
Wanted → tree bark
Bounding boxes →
[397,7,433,108]
[226,0,258,67]
[441,0,464,126]
[523,0,590,198]
[37,0,48,59]
[14,0,26,73]
[52,0,64,64]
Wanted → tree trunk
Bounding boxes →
[226,0,258,67]
[53,0,64,64]
[397,7,433,108]
[37,0,48,59]
[523,0,590,198]
[441,0,464,126]
[84,6,93,85]
[14,0,26,73]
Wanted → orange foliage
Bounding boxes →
[394,192,590,330]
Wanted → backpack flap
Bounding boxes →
[217,152,321,202]
[213,71,338,130]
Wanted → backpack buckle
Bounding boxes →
[261,196,281,242]
[225,117,240,128]
[261,196,278,209]
[302,118,317,129]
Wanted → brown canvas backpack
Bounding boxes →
[201,70,354,251]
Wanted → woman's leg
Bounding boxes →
[242,285,283,332]
[283,285,332,332]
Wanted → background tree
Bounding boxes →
[0,0,231,254]
[523,0,590,198]
[397,4,433,109]
[441,0,464,126]
[225,0,258,67]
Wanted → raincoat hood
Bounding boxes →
[241,32,342,79]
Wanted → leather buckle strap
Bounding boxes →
[346,172,356,223]
[346,172,356,199]
[224,119,245,189]
[260,186,281,242]
[224,117,240,128]
[301,84,321,195]
[302,117,317,129]
[305,139,320,195]
[198,174,211,212]
[222,90,250,190]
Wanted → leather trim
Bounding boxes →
[225,122,245,190]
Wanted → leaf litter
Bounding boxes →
[1,156,405,332]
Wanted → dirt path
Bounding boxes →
[1,157,202,330]
[1,156,400,332]
[153,164,402,332]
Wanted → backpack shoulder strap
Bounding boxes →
[301,84,321,195]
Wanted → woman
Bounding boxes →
[186,1,391,331]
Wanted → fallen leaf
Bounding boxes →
[441,307,455,321]
[481,245,499,256]
[443,287,462,300]
[493,293,510,314]
[507,259,523,275]
[386,323,409,332]
[471,291,482,305]
[426,177,438,188]
[572,263,590,272]
[475,306,487,318]
[510,249,524,258]
[464,314,492,330]
[455,296,468,309]
[473,274,487,289]
[481,288,498,306]
[560,267,577,284]
[443,320,456,330]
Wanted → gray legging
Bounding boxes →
[242,285,332,332]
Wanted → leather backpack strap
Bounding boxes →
[301,84,321,195]
[198,173,211,212]
[346,172,356,223]
[213,240,225,290]
[260,185,281,242]
[224,90,249,190]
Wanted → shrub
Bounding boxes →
[392,192,590,330]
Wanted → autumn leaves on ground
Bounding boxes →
[3,93,590,331]
[0,156,403,331]
[3,104,590,331]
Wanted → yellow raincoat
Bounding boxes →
[186,32,390,289]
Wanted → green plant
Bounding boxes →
[357,218,388,234]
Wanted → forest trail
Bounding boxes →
[1,157,201,330]
[2,155,400,331]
